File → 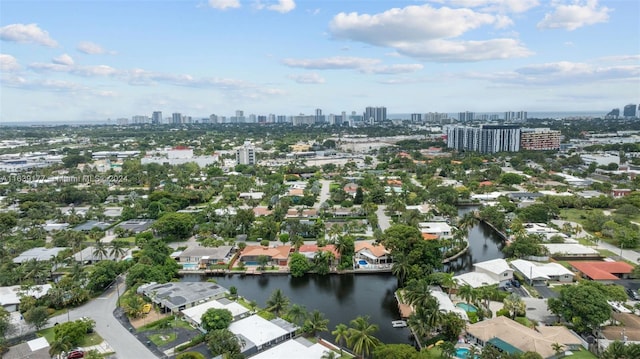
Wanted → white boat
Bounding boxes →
[392,320,407,328]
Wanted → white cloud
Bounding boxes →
[537,0,610,31]
[364,64,424,74]
[329,4,529,62]
[433,0,539,13]
[208,0,240,10]
[0,54,21,72]
[469,59,640,85]
[52,54,75,66]
[287,73,325,84]
[0,23,58,47]
[267,0,295,13]
[77,41,108,55]
[282,56,380,70]
[397,38,532,62]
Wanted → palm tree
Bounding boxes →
[302,310,329,337]
[92,239,108,261]
[23,259,49,284]
[347,315,381,358]
[391,255,411,286]
[457,284,476,306]
[403,279,433,308]
[109,240,128,260]
[551,342,564,356]
[265,289,290,317]
[332,323,349,349]
[287,304,307,325]
[440,272,458,298]
[321,351,339,359]
[257,255,270,271]
[49,335,72,359]
[503,293,526,319]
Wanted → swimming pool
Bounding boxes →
[456,302,478,313]
[455,347,479,359]
[182,263,197,270]
[358,260,368,266]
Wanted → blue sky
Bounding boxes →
[1,0,638,122]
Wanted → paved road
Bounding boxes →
[551,219,640,263]
[48,277,158,359]
[376,205,392,231]
[316,179,331,209]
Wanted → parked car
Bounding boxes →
[67,350,85,359]
[627,288,640,300]
[512,279,521,288]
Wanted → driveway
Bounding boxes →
[522,297,556,324]
[48,276,158,358]
[533,285,559,299]
[376,205,392,231]
[316,179,331,209]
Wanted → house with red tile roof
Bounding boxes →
[569,261,634,281]
[355,242,391,265]
[239,245,292,266]
[298,244,340,265]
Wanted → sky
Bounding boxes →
[0,0,639,123]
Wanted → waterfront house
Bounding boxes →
[418,222,453,239]
[228,315,298,357]
[454,257,514,288]
[138,282,227,313]
[182,297,250,328]
[239,245,292,266]
[178,245,234,270]
[465,316,583,358]
[569,261,634,281]
[354,242,392,265]
[510,259,575,285]
[298,244,340,264]
[250,337,335,359]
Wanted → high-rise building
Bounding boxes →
[446,125,520,153]
[364,107,387,124]
[458,111,474,122]
[172,113,182,124]
[623,104,637,118]
[209,114,219,124]
[152,111,162,125]
[411,113,422,122]
[520,128,560,151]
[236,141,256,165]
[315,108,325,124]
[131,115,149,124]
[605,108,620,119]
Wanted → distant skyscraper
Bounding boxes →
[623,104,637,118]
[520,128,560,151]
[411,113,422,122]
[315,108,325,124]
[447,125,520,153]
[364,107,387,124]
[152,111,162,125]
[172,113,182,124]
[236,141,256,165]
[458,111,474,122]
[606,108,620,119]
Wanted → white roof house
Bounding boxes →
[0,285,52,312]
[473,258,513,286]
[418,222,453,238]
[511,259,575,284]
[430,289,468,321]
[182,298,250,326]
[542,243,600,258]
[250,338,333,359]
[228,315,298,356]
[454,272,500,288]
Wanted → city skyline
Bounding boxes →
[1,0,639,123]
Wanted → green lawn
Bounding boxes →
[38,327,103,347]
[148,332,177,346]
[567,349,598,359]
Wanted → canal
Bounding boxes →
[182,207,505,345]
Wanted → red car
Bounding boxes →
[67,350,85,359]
